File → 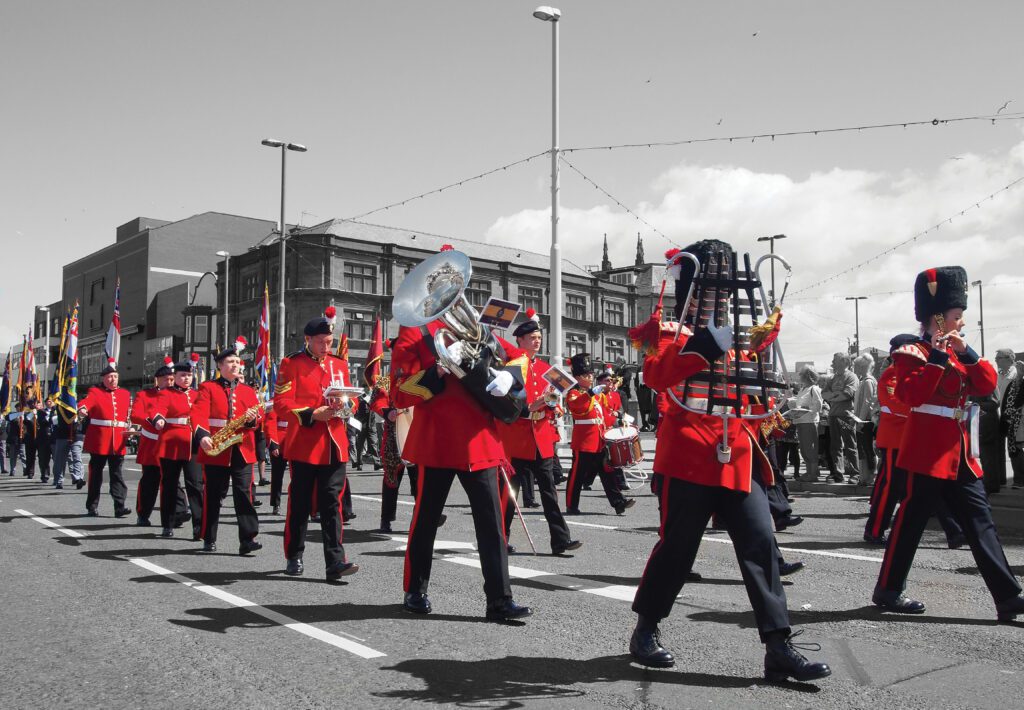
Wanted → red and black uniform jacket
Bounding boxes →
[131,386,163,467]
[600,390,624,428]
[893,337,997,479]
[263,406,283,455]
[192,378,262,466]
[875,365,910,450]
[496,354,561,461]
[272,349,353,465]
[566,386,606,454]
[151,386,197,461]
[79,386,131,456]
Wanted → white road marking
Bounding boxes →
[387,535,477,552]
[15,509,88,538]
[700,534,883,563]
[128,558,386,659]
[445,555,639,601]
[566,520,618,530]
[352,494,414,507]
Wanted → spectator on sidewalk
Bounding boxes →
[1000,360,1024,489]
[853,354,879,486]
[823,353,860,483]
[790,367,823,482]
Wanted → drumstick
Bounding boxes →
[500,465,537,555]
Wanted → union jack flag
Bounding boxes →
[254,283,271,401]
[104,277,121,363]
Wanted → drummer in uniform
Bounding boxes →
[77,359,132,517]
[273,307,359,580]
[565,353,633,516]
[191,337,263,555]
[497,309,581,555]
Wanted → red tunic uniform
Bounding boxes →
[496,356,561,461]
[191,378,261,466]
[263,406,283,449]
[79,386,131,456]
[601,390,624,428]
[131,386,162,467]
[153,386,197,461]
[893,338,997,479]
[566,386,606,454]
[874,366,910,450]
[390,325,505,471]
[273,349,353,465]
[643,328,772,493]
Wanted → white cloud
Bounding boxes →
[486,138,1024,366]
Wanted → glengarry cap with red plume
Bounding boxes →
[214,335,246,362]
[100,357,117,376]
[304,305,339,336]
[155,355,174,377]
[512,307,542,338]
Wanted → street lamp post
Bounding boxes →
[756,234,787,307]
[845,296,868,353]
[533,6,562,364]
[262,138,308,361]
[216,251,230,347]
[971,279,985,356]
[38,305,50,398]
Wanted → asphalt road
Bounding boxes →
[2,451,1023,710]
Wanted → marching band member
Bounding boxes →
[152,357,200,539]
[273,307,359,580]
[391,318,531,621]
[628,240,830,683]
[564,353,633,516]
[191,337,262,555]
[263,402,288,516]
[497,310,581,555]
[131,356,173,527]
[873,267,1024,621]
[77,359,132,518]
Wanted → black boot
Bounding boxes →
[996,594,1024,622]
[764,631,831,683]
[485,597,532,621]
[403,592,432,614]
[629,616,674,668]
[872,587,925,614]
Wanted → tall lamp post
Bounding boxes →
[38,305,50,398]
[845,296,868,353]
[756,234,787,307]
[971,279,985,356]
[216,251,230,347]
[533,6,562,364]
[261,138,308,361]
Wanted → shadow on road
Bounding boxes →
[686,605,1013,630]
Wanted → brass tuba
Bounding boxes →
[392,249,524,423]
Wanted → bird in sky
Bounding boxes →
[752,32,758,37]
[949,156,964,161]
[996,100,1012,114]
[716,118,723,125]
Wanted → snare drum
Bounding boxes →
[604,426,644,467]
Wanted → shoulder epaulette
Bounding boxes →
[893,342,927,362]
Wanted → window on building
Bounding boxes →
[519,285,544,314]
[604,300,625,326]
[610,272,634,285]
[344,263,377,294]
[465,279,491,309]
[269,266,279,294]
[565,332,587,356]
[194,315,209,345]
[242,318,258,347]
[565,293,586,320]
[241,271,259,301]
[346,310,375,341]
[606,338,625,363]
[89,278,104,306]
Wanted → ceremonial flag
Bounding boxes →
[55,304,79,423]
[104,277,121,363]
[336,332,349,362]
[254,283,271,401]
[362,316,384,388]
[0,349,12,415]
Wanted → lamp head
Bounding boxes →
[533,6,561,21]
[261,138,285,148]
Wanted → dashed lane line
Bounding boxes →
[15,509,88,538]
[128,558,387,659]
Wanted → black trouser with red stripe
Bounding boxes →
[865,448,965,542]
[405,466,512,603]
[566,450,625,511]
[876,464,1021,603]
[503,453,572,549]
[633,476,790,641]
[137,464,162,519]
[269,454,287,508]
[381,465,418,525]
[202,448,259,545]
[285,454,348,566]
[86,454,126,512]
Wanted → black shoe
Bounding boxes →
[947,533,966,550]
[160,527,174,538]
[202,542,217,553]
[55,483,63,490]
[252,499,263,507]
[403,592,432,614]
[764,631,831,683]
[779,561,805,577]
[485,598,533,622]
[996,594,1024,622]
[377,522,393,534]
[86,508,98,517]
[326,561,359,580]
[75,479,85,489]
[285,557,304,576]
[872,589,926,614]
[257,478,270,486]
[629,622,675,668]
[239,540,263,556]
[310,513,321,523]
[614,499,635,515]
[552,540,583,555]
[342,512,356,522]
[685,569,702,582]
[174,512,192,528]
[373,462,382,471]
[438,513,447,527]
[114,506,131,518]
[525,502,541,508]
[271,505,281,516]
[565,507,581,515]
[863,533,887,546]
[137,517,151,527]
[506,544,517,555]
[40,478,49,484]
[351,464,363,471]
[776,515,803,531]
[192,526,203,542]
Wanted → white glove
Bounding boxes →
[486,369,514,397]
[708,322,733,352]
[590,384,606,396]
[666,262,683,282]
[444,340,466,365]
[622,413,635,426]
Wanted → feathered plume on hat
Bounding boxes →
[440,244,454,252]
[324,306,337,327]
[234,335,248,354]
[512,307,542,339]
[164,356,173,367]
[190,352,201,366]
[100,357,117,375]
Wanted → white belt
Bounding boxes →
[140,429,159,441]
[347,418,362,431]
[879,406,907,418]
[277,420,289,429]
[912,403,966,421]
[209,418,227,427]
[91,420,128,428]
[164,417,189,425]
[574,418,602,425]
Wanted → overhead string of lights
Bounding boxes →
[560,112,1024,154]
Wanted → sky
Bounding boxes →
[2,0,1023,366]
